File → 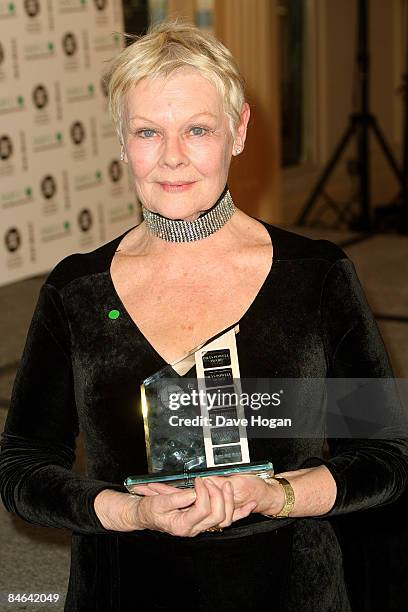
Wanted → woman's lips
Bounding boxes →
[159,182,196,193]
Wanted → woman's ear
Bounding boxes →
[233,102,251,154]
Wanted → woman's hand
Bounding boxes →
[205,466,338,517]
[95,478,257,536]
[132,474,285,519]
[204,474,285,516]
[130,477,256,536]
[99,466,337,532]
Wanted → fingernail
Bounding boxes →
[204,478,214,485]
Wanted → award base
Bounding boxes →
[124,460,274,493]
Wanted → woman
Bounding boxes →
[1,20,407,612]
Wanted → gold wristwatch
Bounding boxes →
[266,476,295,518]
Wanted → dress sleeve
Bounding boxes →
[0,283,125,533]
[302,258,408,515]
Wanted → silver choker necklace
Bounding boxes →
[142,188,235,242]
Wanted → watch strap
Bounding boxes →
[267,476,295,518]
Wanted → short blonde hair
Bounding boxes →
[105,19,247,144]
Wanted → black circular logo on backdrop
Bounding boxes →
[94,0,107,10]
[62,32,77,57]
[24,0,40,18]
[32,85,48,109]
[70,121,85,146]
[109,160,122,183]
[78,208,93,232]
[5,228,21,253]
[0,135,13,160]
[41,175,57,199]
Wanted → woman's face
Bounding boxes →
[123,70,249,221]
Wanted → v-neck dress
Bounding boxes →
[1,220,408,612]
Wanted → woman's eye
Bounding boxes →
[190,126,208,136]
[137,129,156,138]
[135,126,209,139]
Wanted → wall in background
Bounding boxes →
[215,0,282,224]
[2,1,401,288]
[283,0,404,226]
[0,0,139,287]
[149,1,403,228]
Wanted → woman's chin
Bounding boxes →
[144,190,205,221]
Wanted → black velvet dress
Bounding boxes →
[1,217,408,611]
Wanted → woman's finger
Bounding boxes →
[191,477,212,519]
[201,475,226,488]
[127,481,184,497]
[192,478,227,532]
[217,480,234,528]
[204,478,227,522]
[163,477,212,536]
[180,476,218,530]
[128,484,160,496]
[232,500,257,522]
[145,482,181,495]
[156,488,197,511]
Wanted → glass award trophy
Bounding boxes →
[125,324,274,492]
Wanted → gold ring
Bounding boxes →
[206,526,223,533]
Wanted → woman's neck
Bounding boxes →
[118,208,253,264]
[141,185,233,244]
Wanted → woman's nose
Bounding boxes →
[159,135,189,168]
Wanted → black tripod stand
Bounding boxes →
[297,0,408,233]
[376,0,408,232]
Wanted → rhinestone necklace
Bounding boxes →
[142,187,235,242]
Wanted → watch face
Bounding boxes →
[267,476,295,518]
[274,477,295,517]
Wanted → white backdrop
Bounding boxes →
[0,0,140,287]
